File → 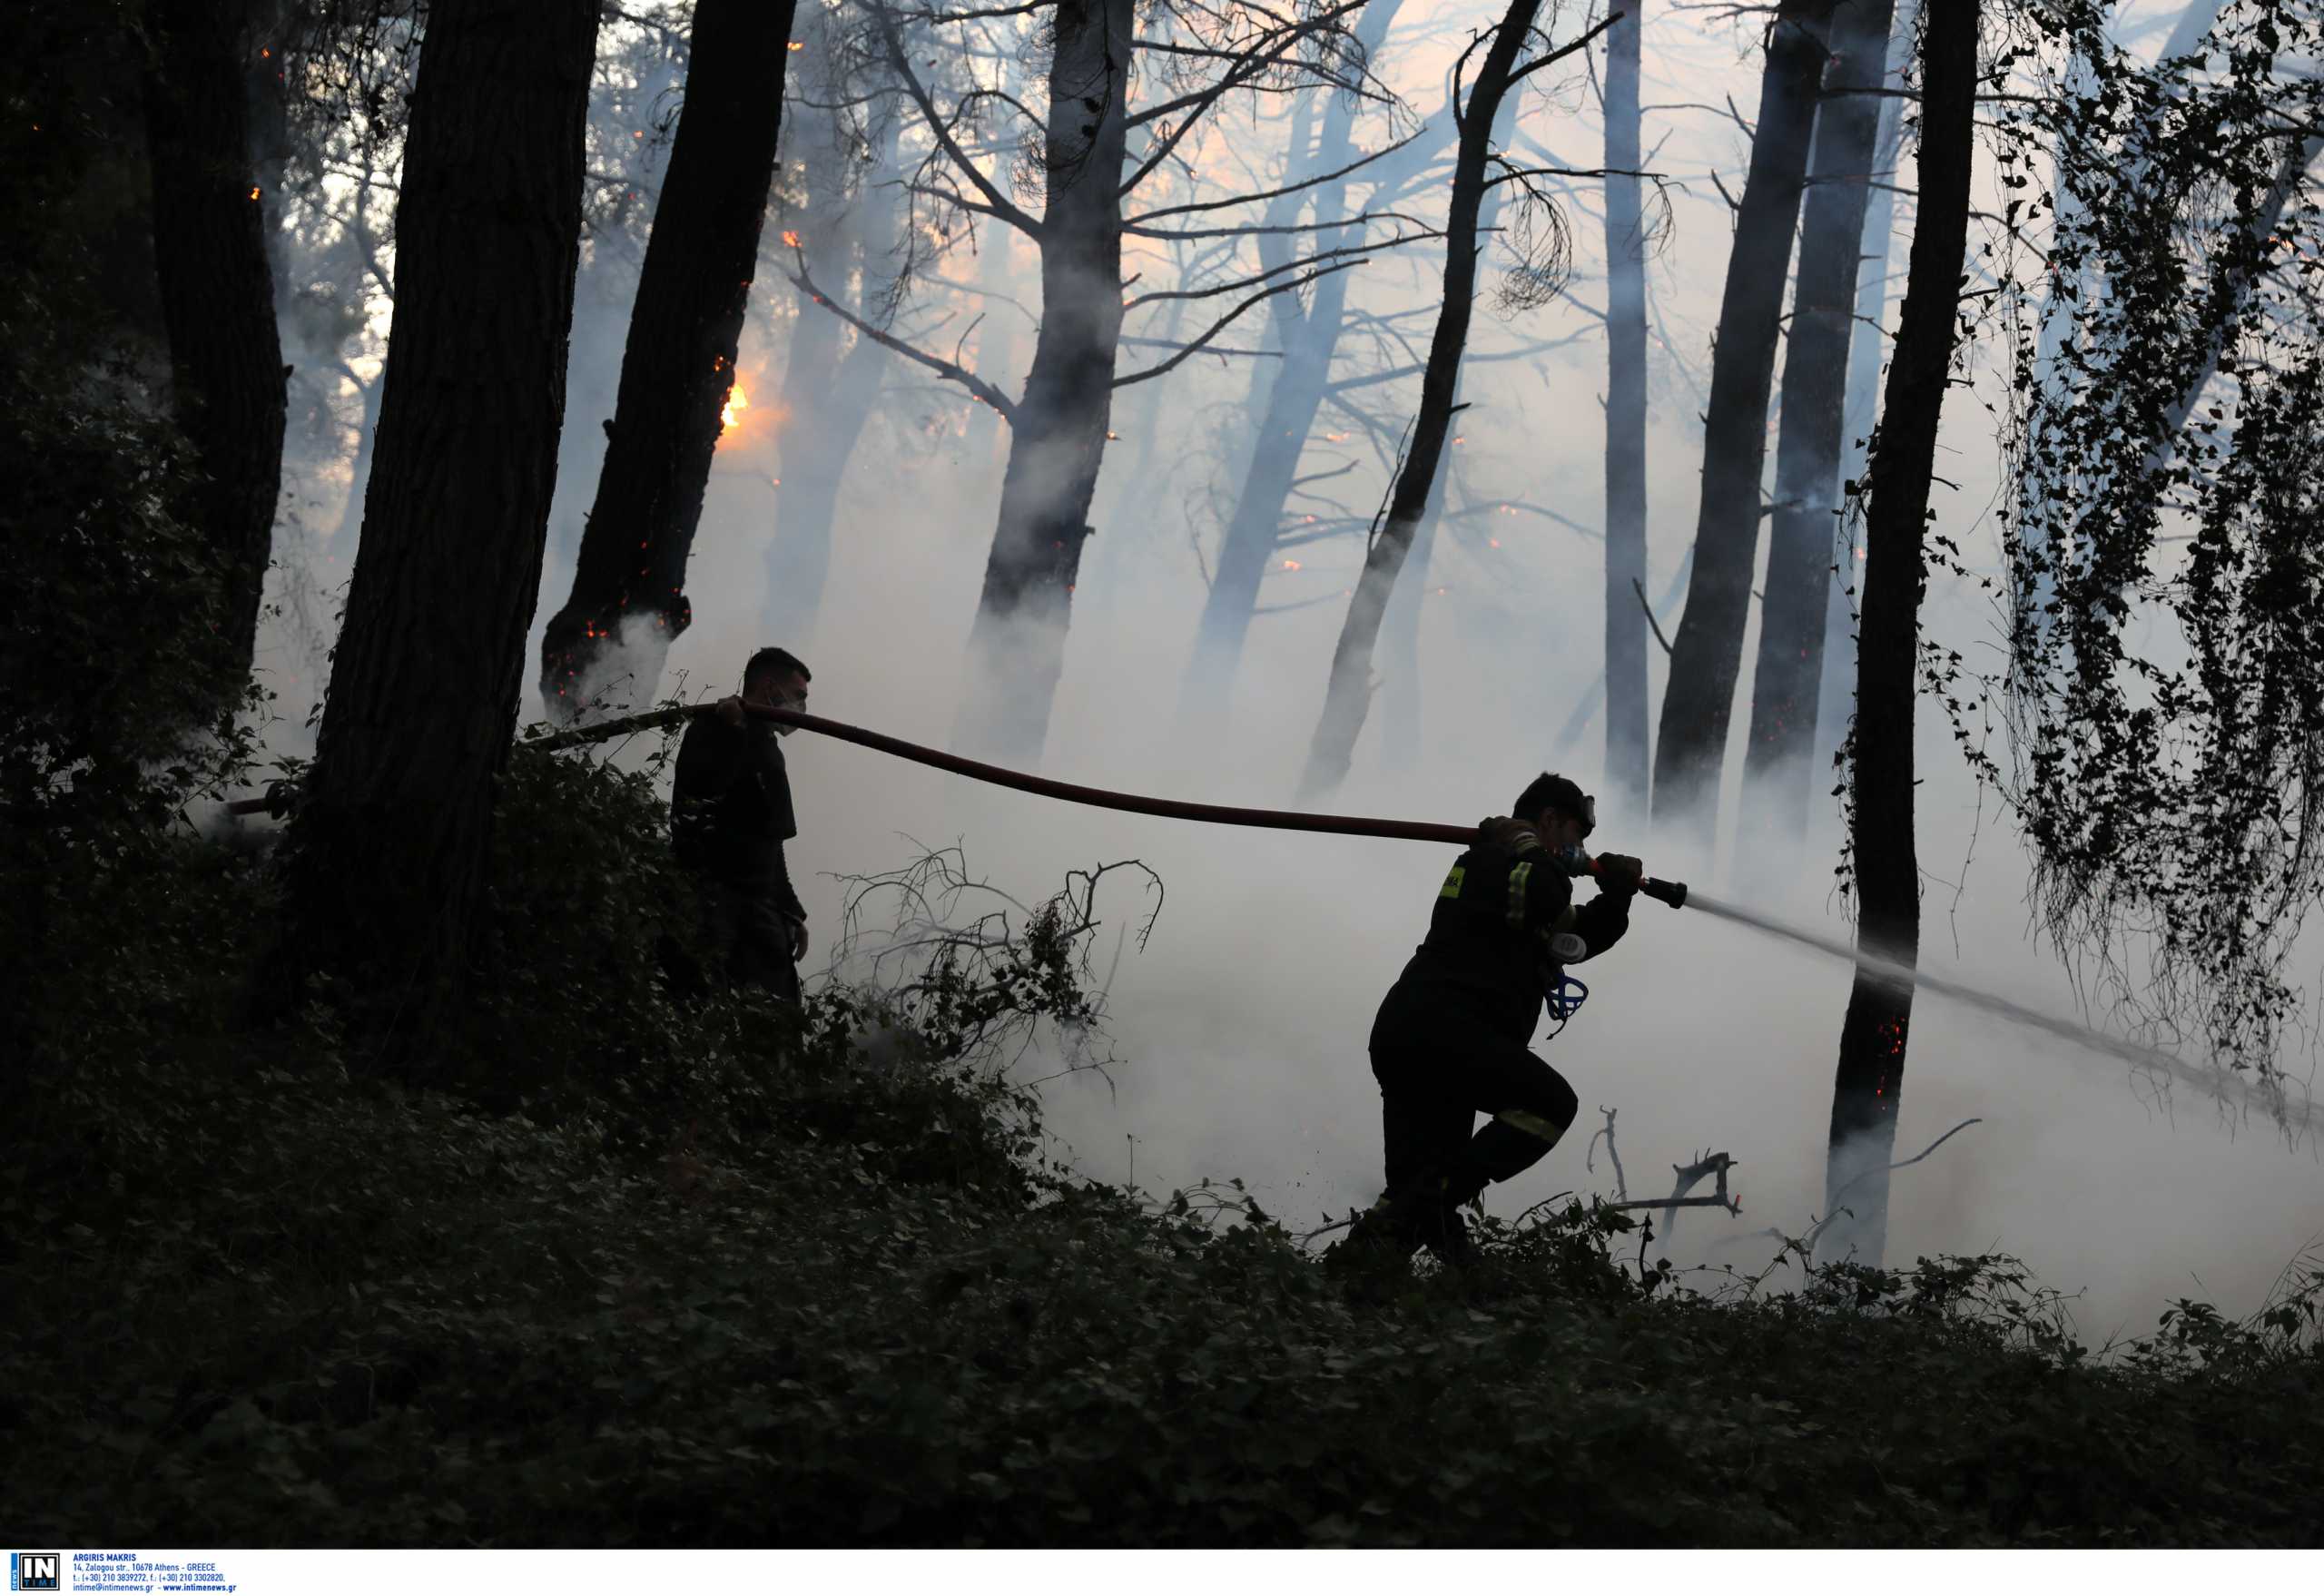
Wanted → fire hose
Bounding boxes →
[223,702,1690,907]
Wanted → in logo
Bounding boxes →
[9,1554,59,1592]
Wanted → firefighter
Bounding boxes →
[1343,772,1644,1264]
[669,646,812,1001]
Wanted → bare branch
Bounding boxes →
[1115,259,1370,388]
[787,249,1018,421]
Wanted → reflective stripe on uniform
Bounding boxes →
[1506,860,1532,928]
[1496,1108,1569,1145]
[1440,863,1467,900]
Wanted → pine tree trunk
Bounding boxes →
[284,0,599,1018]
[763,113,903,646]
[1649,0,1838,843]
[538,0,798,721]
[954,0,1135,765]
[1601,0,1650,808]
[1820,0,1980,1266]
[1740,0,1898,849]
[143,0,287,698]
[1297,0,1545,802]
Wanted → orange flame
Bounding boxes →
[722,381,749,429]
[783,230,802,248]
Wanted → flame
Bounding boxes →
[1282,559,1302,571]
[788,40,805,51]
[248,186,260,201]
[783,230,802,248]
[722,381,749,429]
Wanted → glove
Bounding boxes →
[1593,852,1645,894]
[1475,815,1545,857]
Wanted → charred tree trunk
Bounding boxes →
[282,0,599,1018]
[1820,0,1979,1266]
[953,0,1135,765]
[1740,0,1898,848]
[142,0,288,698]
[1650,0,1838,843]
[1296,0,1548,801]
[538,0,798,721]
[1601,0,1649,807]
[763,114,903,645]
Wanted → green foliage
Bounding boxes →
[5,750,2323,1546]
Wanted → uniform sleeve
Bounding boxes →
[1563,885,1633,961]
[743,727,799,842]
[670,719,736,859]
[1508,851,1575,935]
[768,840,805,922]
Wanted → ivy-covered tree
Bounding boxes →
[1982,0,2324,1113]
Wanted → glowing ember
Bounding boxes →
[1281,559,1302,571]
[722,381,748,429]
[783,230,802,248]
[788,40,805,51]
[248,186,260,201]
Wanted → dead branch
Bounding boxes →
[1634,576,1673,655]
[1114,259,1371,389]
[787,251,1019,421]
[1585,1105,1629,1202]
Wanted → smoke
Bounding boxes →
[249,0,2324,1344]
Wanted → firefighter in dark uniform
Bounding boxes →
[1347,772,1644,1263]
[670,646,812,1000]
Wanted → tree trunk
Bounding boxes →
[763,112,903,646]
[143,0,288,697]
[283,0,599,1015]
[1297,0,1545,802]
[1649,0,1839,843]
[1820,0,1979,1266]
[1740,0,1899,850]
[953,0,1135,765]
[1601,0,1649,808]
[1177,1,1404,734]
[1814,1,1915,806]
[538,0,798,721]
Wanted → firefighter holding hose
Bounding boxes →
[669,646,813,1000]
[1342,773,1644,1266]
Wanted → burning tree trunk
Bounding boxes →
[763,113,903,646]
[953,0,1136,765]
[1297,0,1603,800]
[142,0,288,697]
[1649,0,1838,842]
[283,0,598,1014]
[1739,0,1899,848]
[1820,0,1980,1266]
[537,0,798,721]
[1601,0,1649,807]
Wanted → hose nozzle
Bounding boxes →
[1639,877,1688,910]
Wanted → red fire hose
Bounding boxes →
[224,703,1689,907]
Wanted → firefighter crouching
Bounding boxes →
[668,646,813,1001]
[1343,772,1644,1265]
